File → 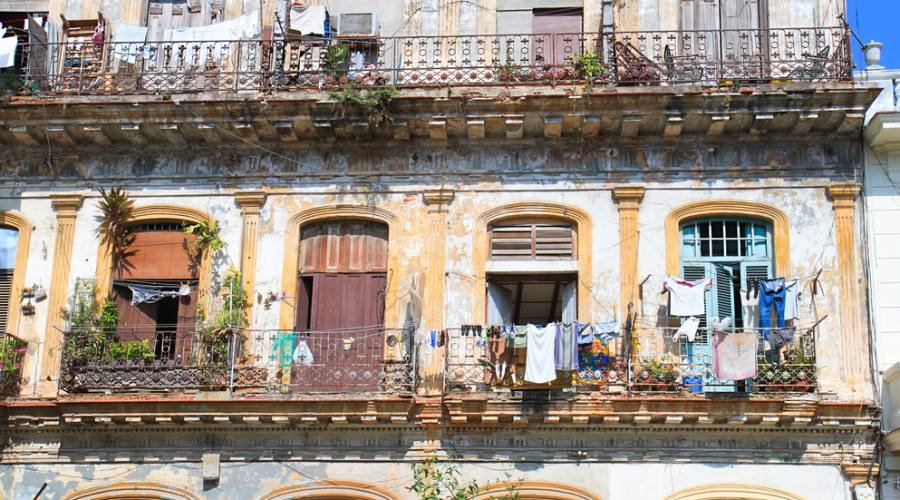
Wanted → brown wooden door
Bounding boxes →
[113,284,158,343]
[174,288,198,363]
[532,9,583,66]
[292,272,386,392]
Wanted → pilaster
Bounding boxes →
[613,186,645,320]
[234,191,267,325]
[828,183,869,394]
[38,194,83,396]
[419,188,454,396]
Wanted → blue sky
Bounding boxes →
[848,0,900,69]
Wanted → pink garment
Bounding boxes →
[712,331,757,380]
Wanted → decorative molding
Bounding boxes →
[476,481,600,500]
[94,203,214,307]
[420,190,453,395]
[64,481,200,500]
[39,195,84,395]
[664,200,790,278]
[473,202,593,322]
[665,484,804,500]
[613,186,645,320]
[827,182,869,395]
[260,480,399,500]
[422,188,455,208]
[234,191,268,325]
[278,205,402,358]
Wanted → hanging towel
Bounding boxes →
[112,24,148,64]
[292,339,314,366]
[273,331,295,386]
[524,324,557,384]
[512,325,528,349]
[555,323,578,371]
[126,284,191,305]
[673,317,701,342]
[712,331,757,380]
[577,322,594,345]
[666,276,711,316]
[784,279,800,320]
[289,5,327,35]
[0,36,17,69]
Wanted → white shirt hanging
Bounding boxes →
[524,324,557,384]
[666,276,711,316]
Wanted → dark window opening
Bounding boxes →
[486,274,576,325]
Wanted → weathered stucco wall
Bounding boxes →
[0,460,851,499]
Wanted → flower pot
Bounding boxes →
[864,41,884,70]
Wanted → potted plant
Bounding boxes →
[636,354,681,391]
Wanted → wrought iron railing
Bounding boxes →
[444,324,817,395]
[444,326,628,392]
[0,334,27,397]
[59,325,232,393]
[9,26,850,97]
[235,327,415,395]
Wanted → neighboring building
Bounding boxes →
[0,1,883,499]
[858,49,900,500]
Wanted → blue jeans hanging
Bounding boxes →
[758,278,786,341]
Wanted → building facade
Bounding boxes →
[0,0,883,499]
[858,54,900,500]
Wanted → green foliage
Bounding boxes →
[637,354,680,383]
[323,43,350,78]
[198,267,248,365]
[409,456,480,500]
[107,339,154,362]
[97,187,136,276]
[183,219,226,257]
[0,72,23,96]
[0,338,27,374]
[330,84,398,127]
[98,299,120,331]
[571,51,604,81]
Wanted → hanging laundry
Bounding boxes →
[784,279,800,320]
[0,35,17,69]
[288,5,328,36]
[112,24,148,64]
[165,12,259,65]
[673,317,701,342]
[710,316,732,332]
[577,322,594,345]
[92,21,105,47]
[273,331,295,386]
[524,324,557,384]
[512,325,528,349]
[741,287,759,331]
[125,283,192,305]
[712,331,757,380]
[665,276,712,316]
[555,323,579,371]
[292,339,314,366]
[758,278,786,338]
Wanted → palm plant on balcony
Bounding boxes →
[96,187,135,276]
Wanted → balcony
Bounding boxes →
[11,26,850,98]
[59,326,416,396]
[444,326,817,397]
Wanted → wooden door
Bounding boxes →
[293,272,386,392]
[532,9,583,66]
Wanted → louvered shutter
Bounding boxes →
[740,261,772,291]
[713,264,735,333]
[487,283,513,325]
[490,224,573,260]
[707,263,737,393]
[0,270,12,334]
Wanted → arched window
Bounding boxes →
[475,481,600,500]
[665,483,804,500]
[64,481,199,500]
[111,221,199,362]
[260,480,398,500]
[678,217,774,392]
[291,219,389,392]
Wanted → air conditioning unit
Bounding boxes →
[336,12,379,36]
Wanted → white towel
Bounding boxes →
[0,36,17,69]
[112,24,148,64]
[524,324,557,384]
[289,5,327,35]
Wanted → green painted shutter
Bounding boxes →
[740,261,772,291]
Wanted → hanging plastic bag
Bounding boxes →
[293,340,314,366]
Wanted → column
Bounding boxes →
[234,191,267,325]
[419,188,454,396]
[828,183,869,390]
[38,194,83,395]
[613,186,645,320]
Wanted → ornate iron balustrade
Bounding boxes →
[445,327,628,392]
[0,334,27,397]
[445,325,817,395]
[10,26,849,96]
[235,327,415,395]
[59,326,232,393]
